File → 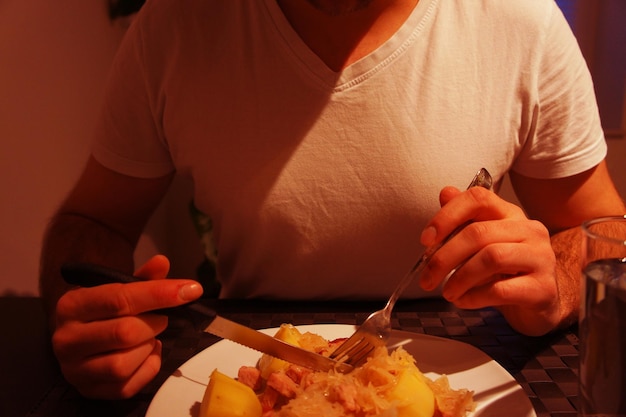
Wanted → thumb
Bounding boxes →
[135,254,171,280]
[439,186,462,207]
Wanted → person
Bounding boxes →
[40,0,625,400]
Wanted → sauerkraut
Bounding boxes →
[234,324,475,417]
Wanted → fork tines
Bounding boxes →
[329,331,384,368]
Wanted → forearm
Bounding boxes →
[550,226,582,331]
[39,212,137,328]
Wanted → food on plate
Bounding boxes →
[256,323,320,379]
[201,324,475,417]
[200,369,263,417]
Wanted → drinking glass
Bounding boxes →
[579,215,626,416]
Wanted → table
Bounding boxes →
[1,297,580,417]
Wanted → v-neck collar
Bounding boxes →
[262,0,436,92]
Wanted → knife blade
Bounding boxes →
[60,262,353,373]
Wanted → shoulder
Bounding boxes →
[437,0,562,34]
[475,0,559,23]
[135,0,257,30]
[132,0,207,34]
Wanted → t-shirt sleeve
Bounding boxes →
[512,1,607,179]
[91,13,175,179]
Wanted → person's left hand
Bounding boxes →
[419,186,560,336]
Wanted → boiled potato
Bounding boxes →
[388,368,435,417]
[257,324,302,379]
[199,369,262,417]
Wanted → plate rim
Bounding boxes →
[147,323,536,417]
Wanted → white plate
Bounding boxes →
[147,324,536,417]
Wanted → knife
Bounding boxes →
[60,262,353,374]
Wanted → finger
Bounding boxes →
[450,274,558,314]
[420,187,521,247]
[420,216,548,291]
[68,340,163,400]
[451,278,508,309]
[68,338,157,383]
[439,220,553,298]
[53,313,168,361]
[438,186,461,206]
[115,339,163,399]
[135,254,171,280]
[419,219,517,290]
[441,242,537,302]
[56,279,203,322]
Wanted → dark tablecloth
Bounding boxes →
[1,297,579,417]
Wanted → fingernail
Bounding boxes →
[421,226,437,246]
[179,283,203,301]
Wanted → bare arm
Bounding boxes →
[419,160,624,336]
[39,156,174,325]
[40,213,135,328]
[38,157,207,398]
[510,160,626,329]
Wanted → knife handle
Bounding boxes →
[60,261,217,320]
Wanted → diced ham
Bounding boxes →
[238,366,262,391]
[259,386,280,412]
[267,370,300,399]
[285,365,311,385]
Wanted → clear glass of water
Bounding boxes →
[579,215,626,416]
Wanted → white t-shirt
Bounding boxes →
[93,0,606,299]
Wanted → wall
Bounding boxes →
[1,1,123,295]
[0,0,203,295]
[571,0,626,136]
[0,1,624,295]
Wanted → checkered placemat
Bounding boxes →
[27,302,579,417]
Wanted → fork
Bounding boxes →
[329,168,493,367]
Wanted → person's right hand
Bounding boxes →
[51,255,203,399]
